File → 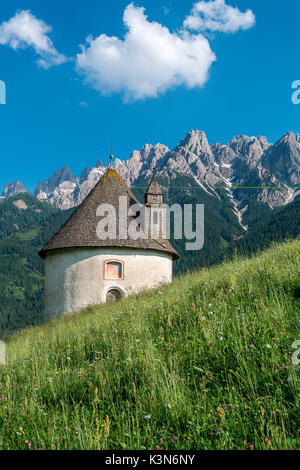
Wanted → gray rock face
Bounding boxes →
[163,130,221,187]
[261,131,300,185]
[32,163,107,209]
[231,132,300,209]
[35,166,76,195]
[211,143,237,166]
[74,164,106,206]
[34,166,77,210]
[114,143,170,185]
[1,180,27,201]
[228,135,270,167]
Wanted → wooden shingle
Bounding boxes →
[39,169,179,260]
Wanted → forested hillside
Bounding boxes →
[0,193,72,339]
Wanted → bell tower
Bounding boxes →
[145,176,163,205]
[144,176,167,239]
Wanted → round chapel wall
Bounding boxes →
[44,247,173,319]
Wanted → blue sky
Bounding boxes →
[0,0,299,189]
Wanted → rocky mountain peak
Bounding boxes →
[228,135,269,167]
[162,130,221,188]
[34,166,77,198]
[178,130,211,156]
[257,135,271,151]
[79,166,92,183]
[272,130,299,148]
[114,143,170,186]
[2,129,299,215]
[33,166,78,209]
[140,143,153,160]
[50,166,76,185]
[1,180,27,200]
[279,130,300,145]
[211,144,237,170]
[261,131,300,185]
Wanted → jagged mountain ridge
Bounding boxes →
[0,180,28,202]
[1,130,300,228]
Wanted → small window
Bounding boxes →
[153,211,159,225]
[106,289,123,303]
[104,260,124,280]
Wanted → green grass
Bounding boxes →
[1,240,300,450]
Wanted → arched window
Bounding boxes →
[104,260,124,280]
[106,288,123,303]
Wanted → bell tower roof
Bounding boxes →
[145,176,163,196]
[144,176,164,206]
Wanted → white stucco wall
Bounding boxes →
[44,247,173,319]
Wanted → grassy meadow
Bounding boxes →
[0,240,299,450]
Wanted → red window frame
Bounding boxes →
[104,259,125,281]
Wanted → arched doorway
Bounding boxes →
[106,288,122,303]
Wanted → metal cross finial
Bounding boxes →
[109,146,114,169]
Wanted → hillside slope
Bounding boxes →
[1,240,299,450]
[1,172,300,339]
[231,197,300,257]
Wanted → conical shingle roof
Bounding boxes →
[39,169,179,260]
[146,176,163,196]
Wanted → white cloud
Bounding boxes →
[0,10,67,68]
[184,0,255,33]
[76,3,216,102]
